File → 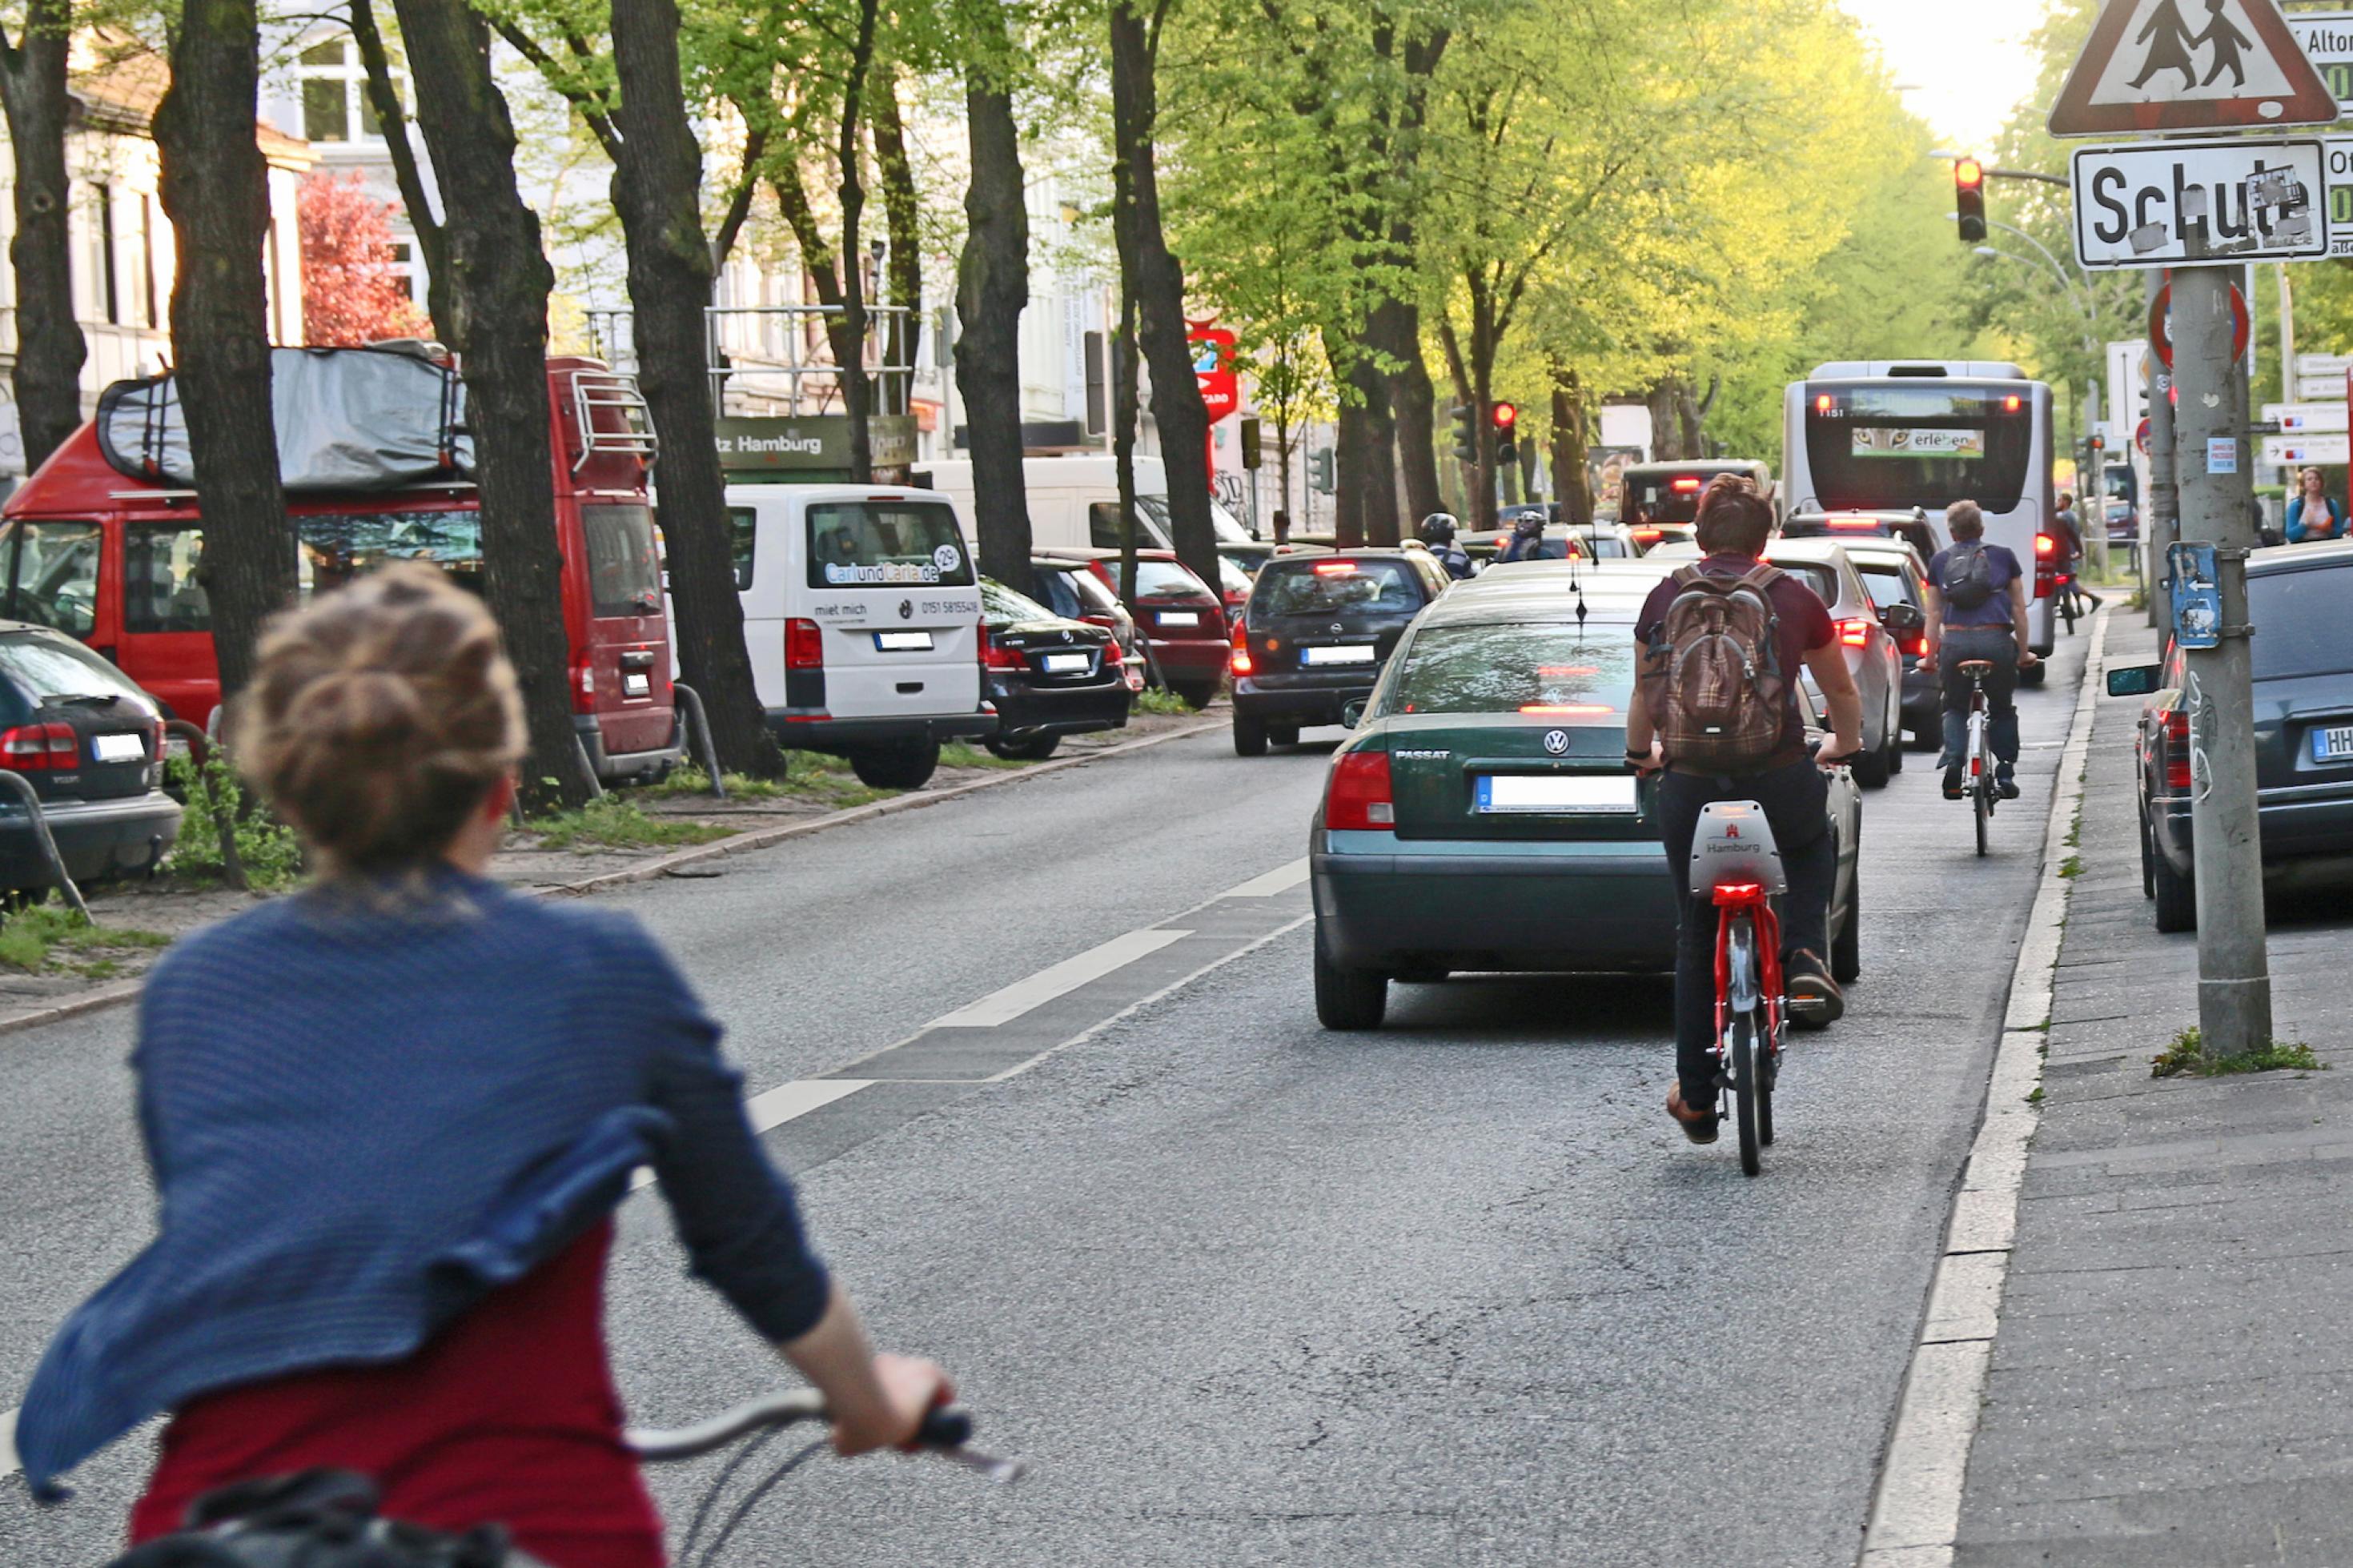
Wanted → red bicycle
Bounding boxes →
[1688,800,1791,1177]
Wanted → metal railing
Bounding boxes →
[585,304,915,420]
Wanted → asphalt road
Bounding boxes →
[0,630,2089,1566]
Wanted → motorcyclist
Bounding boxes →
[1418,512,1475,579]
[1493,511,1553,564]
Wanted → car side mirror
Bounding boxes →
[1339,698,1367,730]
[2106,663,2161,698]
[1881,602,1925,632]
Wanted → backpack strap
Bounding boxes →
[1734,563,1784,592]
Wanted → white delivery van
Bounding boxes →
[914,455,1259,555]
[729,483,993,789]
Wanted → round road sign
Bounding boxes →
[2150,282,2251,371]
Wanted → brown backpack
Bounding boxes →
[1640,564,1787,774]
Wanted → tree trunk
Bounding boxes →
[0,0,84,471]
[388,0,590,808]
[1109,0,1218,598]
[870,70,920,419]
[767,162,862,403]
[835,0,880,482]
[1551,363,1592,527]
[151,0,291,704]
[1647,377,1691,461]
[1382,299,1441,527]
[608,0,778,777]
[1344,351,1399,544]
[1330,395,1366,548]
[956,48,1032,586]
[1113,291,1142,606]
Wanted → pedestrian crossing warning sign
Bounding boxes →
[2048,0,2339,136]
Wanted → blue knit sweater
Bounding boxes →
[15,868,831,1495]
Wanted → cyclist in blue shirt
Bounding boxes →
[1918,500,2038,800]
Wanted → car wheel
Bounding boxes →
[2138,805,2156,900]
[1850,736,1891,788]
[1885,721,1905,774]
[1268,724,1302,748]
[849,738,939,791]
[1232,712,1268,757]
[1173,681,1219,710]
[986,732,1060,761]
[1313,925,1387,1030]
[2019,661,2048,688]
[1832,852,1861,985]
[2151,841,2196,932]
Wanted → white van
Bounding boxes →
[913,455,1258,555]
[728,483,992,789]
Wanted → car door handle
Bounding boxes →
[897,682,924,694]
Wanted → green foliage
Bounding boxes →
[0,904,171,976]
[2058,855,2083,879]
[524,797,736,852]
[1134,685,1194,716]
[938,742,1026,770]
[630,765,792,801]
[2151,1026,2325,1078]
[163,756,307,890]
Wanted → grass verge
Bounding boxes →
[0,904,173,976]
[630,765,793,802]
[938,743,1026,772]
[2150,1026,2326,1079]
[1134,686,1198,717]
[2058,855,2084,879]
[526,797,736,852]
[162,756,307,890]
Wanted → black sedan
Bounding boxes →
[1229,550,1451,756]
[2110,541,2353,931]
[978,579,1134,761]
[0,624,182,891]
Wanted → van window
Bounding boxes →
[1088,502,1171,551]
[125,523,212,632]
[583,503,661,617]
[730,506,756,590]
[296,509,483,600]
[807,501,974,589]
[3,520,101,636]
[1137,492,1254,545]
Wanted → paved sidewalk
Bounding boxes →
[1955,616,2353,1566]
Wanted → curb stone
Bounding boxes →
[0,715,1228,1041]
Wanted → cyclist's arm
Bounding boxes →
[1801,639,1864,759]
[780,1285,952,1456]
[1918,583,1944,672]
[2007,572,2036,664]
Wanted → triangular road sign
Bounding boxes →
[2048,0,2339,136]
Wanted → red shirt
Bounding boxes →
[1636,553,1837,756]
[131,1221,662,1568]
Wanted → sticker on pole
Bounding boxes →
[2074,139,2327,268]
[2168,542,2223,651]
[2049,0,2339,135]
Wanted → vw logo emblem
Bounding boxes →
[1059,629,1073,644]
[1329,623,1344,635]
[1543,730,1570,756]
[897,599,913,620]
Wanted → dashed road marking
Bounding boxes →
[1217,856,1310,899]
[926,928,1195,1029]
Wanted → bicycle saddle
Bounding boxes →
[1957,659,1997,674]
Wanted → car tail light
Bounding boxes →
[2162,710,2192,792]
[978,620,1027,672]
[1103,638,1125,666]
[785,617,824,670]
[1671,477,1703,493]
[1827,515,1880,531]
[1228,620,1254,677]
[1837,617,1873,648]
[1,722,76,771]
[1325,750,1394,830]
[1631,527,1663,543]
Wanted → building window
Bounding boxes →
[139,194,159,327]
[387,239,422,307]
[94,182,119,325]
[299,37,400,146]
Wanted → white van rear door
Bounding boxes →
[733,491,789,707]
[801,494,982,720]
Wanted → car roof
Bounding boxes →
[1033,546,1179,563]
[1825,537,1922,567]
[1258,548,1418,565]
[1761,537,1858,568]
[2251,539,2353,576]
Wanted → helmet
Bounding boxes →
[1418,512,1460,545]
[1512,512,1545,539]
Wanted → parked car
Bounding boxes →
[1779,507,1945,563]
[0,624,181,892]
[977,579,1133,760]
[1034,547,1230,708]
[1831,538,1937,748]
[2111,540,2353,932]
[1026,554,1146,679]
[1229,551,1450,756]
[1308,569,1860,1029]
[2104,497,2138,544]
[1761,537,1909,788]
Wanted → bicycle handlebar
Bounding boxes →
[626,1391,1021,1482]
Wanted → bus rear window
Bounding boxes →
[1805,386,2032,511]
[807,502,974,589]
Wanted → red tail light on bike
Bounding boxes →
[1325,750,1394,830]
[785,617,824,671]
[1836,617,1873,648]
[1710,880,1765,906]
[2162,710,2192,792]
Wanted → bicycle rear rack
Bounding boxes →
[570,371,660,474]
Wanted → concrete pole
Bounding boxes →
[2146,270,2178,624]
[2170,263,2273,1058]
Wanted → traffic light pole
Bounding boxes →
[2169,262,2273,1059]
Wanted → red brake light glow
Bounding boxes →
[2003,395,2022,412]
[1827,515,1879,530]
[785,618,824,671]
[1670,477,1703,493]
[1228,620,1254,677]
[2035,532,2057,557]
[1325,751,1395,830]
[2162,710,2192,791]
[1312,561,1357,575]
[1837,618,1873,648]
[1631,527,1664,543]
[1815,394,1834,414]
[1520,704,1616,716]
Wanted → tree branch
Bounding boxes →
[709,124,766,273]
[490,18,621,161]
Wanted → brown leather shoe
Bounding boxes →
[1787,949,1844,1029]
[1667,1083,1719,1144]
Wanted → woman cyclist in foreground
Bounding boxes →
[14,566,948,1566]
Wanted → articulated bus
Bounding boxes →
[1782,360,2057,678]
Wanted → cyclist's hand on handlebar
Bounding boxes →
[2017,649,2041,670]
[1626,740,1663,776]
[833,1353,955,1458]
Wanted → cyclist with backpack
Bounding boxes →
[1626,475,1865,1145]
[1919,499,2038,801]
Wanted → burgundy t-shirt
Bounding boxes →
[1636,554,1837,757]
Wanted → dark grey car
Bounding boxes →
[0,626,182,891]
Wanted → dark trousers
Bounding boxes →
[1658,759,1836,1106]
[1937,627,2021,771]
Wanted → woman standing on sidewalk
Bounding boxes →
[2287,467,2343,544]
[13,566,948,1565]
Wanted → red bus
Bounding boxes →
[0,351,680,781]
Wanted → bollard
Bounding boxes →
[572,732,607,800]
[670,682,727,800]
[164,720,248,892]
[0,770,90,923]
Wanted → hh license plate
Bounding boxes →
[1476,774,1638,814]
[2315,724,2353,763]
[1041,652,1091,674]
[91,732,145,764]
[1157,611,1200,628]
[874,631,935,652]
[621,672,652,698]
[1304,644,1376,666]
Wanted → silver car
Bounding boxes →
[1761,537,1911,789]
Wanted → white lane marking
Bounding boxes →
[0,1407,15,1483]
[925,928,1191,1029]
[628,1079,874,1192]
[1217,857,1309,899]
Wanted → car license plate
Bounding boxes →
[874,631,934,652]
[1157,611,1199,628]
[1304,644,1376,665]
[1476,774,1638,814]
[1042,652,1090,674]
[622,672,651,698]
[2315,724,2353,763]
[91,733,144,764]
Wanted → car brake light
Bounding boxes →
[1631,527,1663,543]
[1837,617,1873,648]
[2034,532,2056,557]
[0,722,76,771]
[1228,620,1254,677]
[1103,639,1124,666]
[1827,515,1879,531]
[1312,561,1356,576]
[1519,704,1616,716]
[1671,477,1702,493]
[2162,710,2192,791]
[785,617,824,670]
[978,619,1028,672]
[1326,751,1394,830]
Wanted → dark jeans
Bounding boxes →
[1659,759,1836,1108]
[1937,627,2021,772]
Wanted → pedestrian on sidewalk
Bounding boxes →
[1920,499,2038,800]
[13,565,950,1566]
[2287,467,2343,543]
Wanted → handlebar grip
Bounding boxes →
[914,1405,974,1450]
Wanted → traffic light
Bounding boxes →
[1308,447,1335,493]
[1449,404,1476,463]
[1955,157,1987,244]
[1492,401,1519,466]
[1239,416,1262,471]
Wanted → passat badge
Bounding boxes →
[1544,730,1570,756]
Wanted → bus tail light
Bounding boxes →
[1325,751,1394,830]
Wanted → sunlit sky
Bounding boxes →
[1841,0,2054,153]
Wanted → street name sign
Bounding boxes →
[2262,401,2351,431]
[2299,375,2350,399]
[2287,11,2353,115]
[2050,0,2339,135]
[2295,352,2353,375]
[2263,432,2351,464]
[2073,138,2328,268]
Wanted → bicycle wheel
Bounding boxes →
[1730,1012,1764,1177]
[1757,1013,1777,1148]
[1974,772,1990,857]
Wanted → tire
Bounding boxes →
[1313,925,1387,1030]
[986,731,1060,761]
[1268,724,1302,748]
[1888,727,1905,773]
[1731,1013,1764,1177]
[2151,841,2197,932]
[1172,681,1219,710]
[849,738,939,790]
[1851,736,1891,788]
[1232,712,1268,757]
[2138,805,2156,900]
[2019,661,2048,688]
[1974,775,1990,858]
[1832,854,1861,985]
[1757,1020,1777,1149]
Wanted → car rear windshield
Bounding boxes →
[1251,559,1423,620]
[807,501,974,589]
[1768,561,1839,607]
[583,503,661,618]
[0,632,148,706]
[1385,620,1638,717]
[1625,470,1755,526]
[1854,562,1917,611]
[2251,567,2353,680]
[1129,559,1213,602]
[982,578,1060,626]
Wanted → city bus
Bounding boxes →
[1782,360,2057,680]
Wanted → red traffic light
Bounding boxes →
[1491,401,1518,430]
[1955,157,1985,190]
